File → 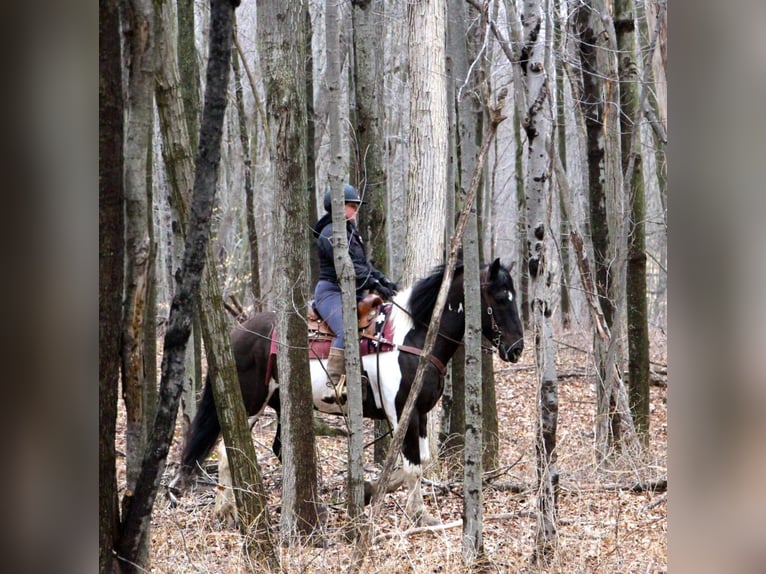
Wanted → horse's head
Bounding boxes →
[480,258,524,363]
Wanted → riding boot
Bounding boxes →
[321,348,346,404]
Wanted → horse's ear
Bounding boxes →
[489,257,501,279]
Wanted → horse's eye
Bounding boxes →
[507,291,513,302]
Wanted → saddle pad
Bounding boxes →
[269,303,396,361]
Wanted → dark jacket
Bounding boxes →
[313,214,384,292]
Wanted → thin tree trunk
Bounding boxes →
[117,2,274,569]
[462,145,483,566]
[521,0,558,562]
[351,0,391,465]
[231,31,261,308]
[615,0,650,446]
[258,0,320,545]
[99,0,124,568]
[120,0,154,567]
[324,0,366,533]
[354,96,506,567]
[554,0,571,329]
[176,0,203,431]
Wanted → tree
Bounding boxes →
[120,0,155,567]
[257,0,321,541]
[615,0,650,445]
[351,0,391,465]
[403,0,448,283]
[115,2,260,569]
[324,0,367,531]
[99,1,124,571]
[520,0,559,562]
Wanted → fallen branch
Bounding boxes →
[561,478,667,494]
[371,512,535,544]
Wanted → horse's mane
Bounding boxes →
[407,262,465,327]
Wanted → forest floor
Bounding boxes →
[116,329,667,573]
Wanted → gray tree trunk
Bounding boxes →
[116,3,247,569]
[232,31,261,308]
[521,0,559,562]
[616,0,650,446]
[120,0,155,567]
[351,0,391,465]
[324,0,366,532]
[258,0,321,543]
[176,0,203,430]
[99,0,124,568]
[403,0,448,283]
[461,145,483,567]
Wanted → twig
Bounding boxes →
[642,493,667,511]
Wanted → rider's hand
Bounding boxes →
[374,281,395,300]
[379,276,398,294]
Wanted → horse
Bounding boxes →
[171,258,524,526]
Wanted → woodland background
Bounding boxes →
[99,0,669,572]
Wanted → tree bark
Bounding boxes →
[520,0,558,562]
[120,0,155,567]
[351,0,391,465]
[403,0,448,283]
[355,95,506,569]
[99,1,124,569]
[116,2,252,569]
[324,0,367,532]
[232,31,261,307]
[461,132,483,567]
[615,0,650,445]
[258,0,320,543]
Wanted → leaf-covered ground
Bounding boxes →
[116,330,667,573]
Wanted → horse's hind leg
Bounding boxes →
[213,440,238,528]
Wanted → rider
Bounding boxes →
[311,183,398,403]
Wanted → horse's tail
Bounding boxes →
[178,373,220,483]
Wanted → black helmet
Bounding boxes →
[323,183,362,212]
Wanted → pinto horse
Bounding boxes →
[172,258,524,525]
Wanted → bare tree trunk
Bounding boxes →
[99,1,124,568]
[155,4,268,536]
[616,0,650,446]
[176,0,203,431]
[351,0,391,465]
[461,133,483,567]
[554,0,572,329]
[258,0,321,544]
[117,3,242,569]
[232,31,261,307]
[355,99,506,570]
[324,0,366,533]
[521,0,558,563]
[403,0,448,282]
[120,1,154,567]
[352,0,387,270]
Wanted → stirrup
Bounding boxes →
[321,374,347,405]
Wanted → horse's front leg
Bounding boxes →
[399,411,440,527]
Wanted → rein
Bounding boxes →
[388,294,499,356]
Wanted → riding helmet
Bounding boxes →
[323,183,363,212]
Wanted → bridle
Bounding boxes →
[387,279,504,356]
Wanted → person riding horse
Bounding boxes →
[311,183,398,404]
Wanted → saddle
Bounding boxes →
[307,293,383,342]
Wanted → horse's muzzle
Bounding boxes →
[499,341,524,363]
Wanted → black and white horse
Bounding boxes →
[172,259,524,525]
